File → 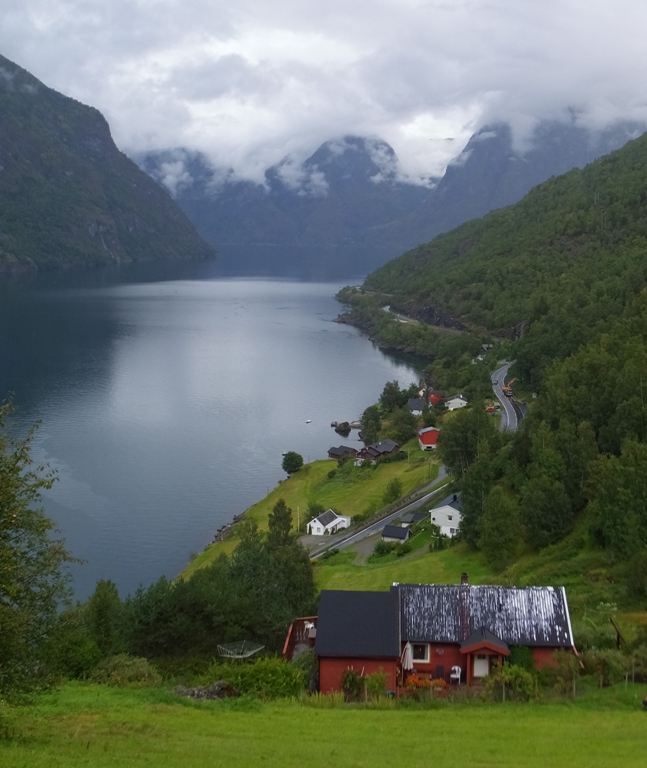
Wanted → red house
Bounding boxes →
[310,578,575,692]
[428,389,446,407]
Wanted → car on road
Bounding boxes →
[493,379,498,385]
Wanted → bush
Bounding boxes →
[508,646,534,672]
[373,540,397,557]
[90,655,162,688]
[485,663,535,702]
[201,658,305,699]
[341,668,364,702]
[382,478,403,504]
[540,650,581,696]
[395,541,412,557]
[581,650,629,687]
[291,649,318,692]
[365,668,388,700]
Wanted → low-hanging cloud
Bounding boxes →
[2,0,647,184]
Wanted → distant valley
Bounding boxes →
[139,121,645,274]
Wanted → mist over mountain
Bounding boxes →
[139,120,644,274]
[0,54,214,276]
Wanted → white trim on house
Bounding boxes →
[412,642,430,663]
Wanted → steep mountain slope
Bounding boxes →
[139,136,431,251]
[360,130,647,385]
[0,54,213,276]
[139,122,644,275]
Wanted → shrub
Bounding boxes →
[382,478,403,504]
[508,646,534,672]
[90,655,162,688]
[341,668,364,702]
[291,649,318,692]
[365,668,388,700]
[485,663,535,702]
[540,650,582,696]
[396,541,412,557]
[581,650,629,687]
[202,658,305,699]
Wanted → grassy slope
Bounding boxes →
[3,683,647,768]
[315,543,491,591]
[183,448,440,579]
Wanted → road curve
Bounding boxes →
[491,361,518,432]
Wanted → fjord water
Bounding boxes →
[0,259,422,599]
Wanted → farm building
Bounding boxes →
[302,578,575,693]
[418,426,440,451]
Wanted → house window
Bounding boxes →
[450,528,456,534]
[447,515,453,521]
[412,643,429,662]
[431,516,436,522]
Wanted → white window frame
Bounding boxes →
[412,643,430,663]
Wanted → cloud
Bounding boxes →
[2,0,647,182]
[273,155,329,197]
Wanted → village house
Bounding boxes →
[399,511,427,527]
[357,438,400,462]
[407,397,427,416]
[430,492,462,537]
[327,445,358,462]
[418,426,440,451]
[428,389,446,407]
[381,524,412,543]
[446,394,469,411]
[293,578,575,693]
[306,509,351,536]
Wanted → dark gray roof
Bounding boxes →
[461,626,509,653]
[397,584,573,647]
[315,590,400,658]
[382,524,410,540]
[314,509,340,527]
[328,445,356,457]
[371,439,399,454]
[432,493,462,512]
[400,511,427,525]
[407,398,426,411]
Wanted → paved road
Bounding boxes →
[309,465,449,560]
[491,361,518,432]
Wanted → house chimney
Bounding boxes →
[452,494,458,503]
[461,572,468,585]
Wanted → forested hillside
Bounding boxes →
[363,131,647,386]
[0,54,213,276]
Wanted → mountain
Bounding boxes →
[138,136,432,264]
[139,122,644,274]
[0,54,214,276]
[383,119,646,248]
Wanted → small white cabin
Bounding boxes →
[306,509,351,536]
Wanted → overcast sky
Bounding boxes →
[3,0,647,184]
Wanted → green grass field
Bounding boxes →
[315,542,491,591]
[3,683,647,767]
[184,446,440,578]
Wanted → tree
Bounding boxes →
[439,407,498,478]
[282,451,303,475]
[520,476,572,549]
[87,579,124,657]
[388,407,416,444]
[0,402,75,696]
[382,477,403,505]
[380,380,407,412]
[361,405,381,445]
[267,498,293,549]
[478,486,522,571]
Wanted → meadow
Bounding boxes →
[2,683,647,768]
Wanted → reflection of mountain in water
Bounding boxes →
[139,121,645,275]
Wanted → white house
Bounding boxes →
[429,493,462,538]
[446,394,469,411]
[306,509,351,536]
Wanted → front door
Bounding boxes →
[473,654,489,677]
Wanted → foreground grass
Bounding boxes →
[184,448,439,578]
[3,683,647,767]
[315,542,491,591]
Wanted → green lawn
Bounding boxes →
[315,542,492,591]
[3,683,647,767]
[184,448,440,579]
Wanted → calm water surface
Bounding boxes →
[0,260,423,599]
